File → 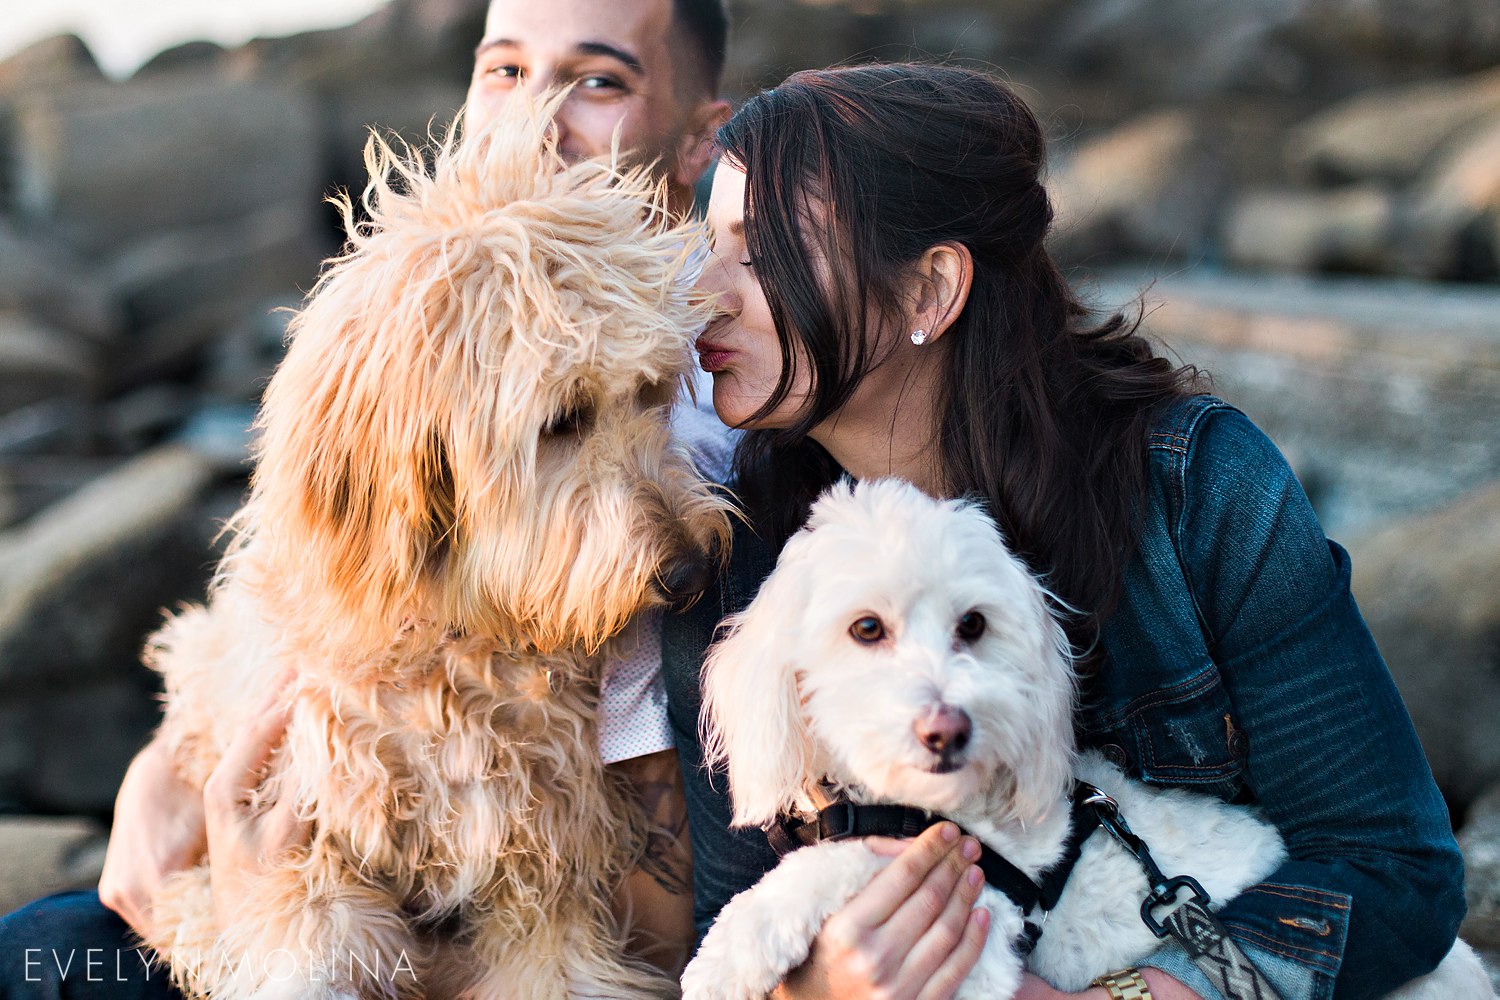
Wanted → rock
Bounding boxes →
[1350,483,1500,809]
[0,220,123,344]
[1464,784,1500,952]
[101,385,197,453]
[228,0,484,90]
[0,817,107,916]
[0,445,219,691]
[324,81,468,194]
[203,297,298,403]
[1049,109,1223,263]
[0,314,99,416]
[0,456,122,529]
[10,77,323,257]
[0,400,99,458]
[173,405,259,473]
[1291,0,1500,81]
[0,679,164,816]
[1223,185,1395,274]
[1287,67,1500,185]
[132,39,229,78]
[0,34,103,101]
[1396,111,1500,280]
[1089,268,1500,537]
[100,204,329,390]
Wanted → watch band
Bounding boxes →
[1092,967,1153,1000]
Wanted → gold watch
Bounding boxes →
[1092,967,1153,1000]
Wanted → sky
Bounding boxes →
[2,0,393,78]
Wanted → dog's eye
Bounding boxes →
[849,615,886,644]
[544,399,595,436]
[955,610,986,642]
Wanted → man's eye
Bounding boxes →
[485,64,522,80]
[578,74,624,91]
[738,258,756,269]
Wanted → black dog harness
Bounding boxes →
[766,784,1104,955]
[766,783,1285,999]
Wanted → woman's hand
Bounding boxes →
[1012,969,1204,999]
[98,735,208,932]
[202,688,308,931]
[773,822,990,1000]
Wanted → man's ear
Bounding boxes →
[670,98,732,192]
[907,242,974,346]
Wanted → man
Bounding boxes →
[0,2,729,996]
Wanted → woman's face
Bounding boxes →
[696,163,812,430]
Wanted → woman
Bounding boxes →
[664,63,1465,1000]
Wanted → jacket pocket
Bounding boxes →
[1083,662,1247,797]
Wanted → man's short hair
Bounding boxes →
[673,0,729,96]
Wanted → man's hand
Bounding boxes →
[203,691,308,932]
[98,735,208,932]
[773,822,990,1000]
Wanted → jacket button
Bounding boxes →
[1229,730,1250,759]
[1101,744,1128,768]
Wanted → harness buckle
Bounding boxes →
[1140,875,1213,938]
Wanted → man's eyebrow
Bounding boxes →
[729,220,745,237]
[574,41,645,75]
[474,37,518,58]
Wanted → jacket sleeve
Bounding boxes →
[1173,406,1465,1000]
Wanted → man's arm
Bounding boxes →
[608,748,696,975]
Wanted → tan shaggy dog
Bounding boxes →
[138,91,730,1000]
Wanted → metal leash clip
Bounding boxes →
[1079,784,1213,938]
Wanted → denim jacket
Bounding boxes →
[661,395,1466,1000]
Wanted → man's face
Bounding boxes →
[468,0,711,197]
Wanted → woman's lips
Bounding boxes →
[696,341,733,373]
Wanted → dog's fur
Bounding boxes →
[682,479,1491,1000]
[141,92,730,1000]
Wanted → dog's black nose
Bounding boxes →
[656,551,715,607]
[915,705,972,755]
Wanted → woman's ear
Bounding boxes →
[906,242,974,346]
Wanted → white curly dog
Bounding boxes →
[682,479,1491,1000]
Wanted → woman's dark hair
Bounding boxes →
[717,62,1202,653]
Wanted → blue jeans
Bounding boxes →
[0,892,180,1000]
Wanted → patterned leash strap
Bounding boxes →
[1080,786,1284,1000]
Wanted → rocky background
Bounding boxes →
[0,0,1497,975]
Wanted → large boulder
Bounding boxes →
[1048,109,1223,263]
[1463,783,1500,954]
[0,314,99,417]
[100,204,329,390]
[1349,483,1500,809]
[0,221,122,345]
[226,0,484,91]
[1396,111,1500,280]
[0,33,102,102]
[0,445,218,690]
[0,817,106,915]
[1098,268,1500,537]
[1222,185,1395,274]
[10,77,323,258]
[1286,67,1500,185]
[0,446,227,813]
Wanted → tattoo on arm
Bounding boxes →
[634,777,693,896]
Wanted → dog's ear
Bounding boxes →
[700,565,816,828]
[246,272,466,654]
[1002,585,1080,827]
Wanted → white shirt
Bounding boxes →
[597,368,737,763]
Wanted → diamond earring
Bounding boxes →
[910,329,929,346]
